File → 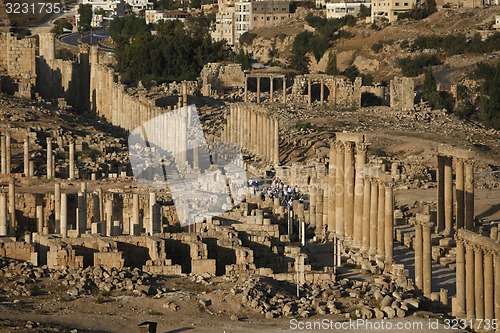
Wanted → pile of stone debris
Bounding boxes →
[0,257,158,298]
[222,275,429,320]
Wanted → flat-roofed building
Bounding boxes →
[326,2,371,19]
[371,0,415,22]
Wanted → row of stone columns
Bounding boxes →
[52,186,161,238]
[437,146,474,234]
[2,134,77,179]
[222,103,279,164]
[326,133,366,246]
[301,133,395,268]
[414,213,434,297]
[360,166,395,267]
[244,75,286,104]
[454,229,499,327]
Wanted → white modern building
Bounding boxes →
[145,10,189,24]
[326,2,370,19]
[76,0,126,27]
[212,0,292,46]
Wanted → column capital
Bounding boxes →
[356,142,368,154]
[343,141,355,152]
[335,141,345,153]
[420,221,434,231]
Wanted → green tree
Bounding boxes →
[325,52,338,75]
[422,68,436,99]
[51,20,73,35]
[358,4,371,19]
[342,65,360,82]
[78,4,93,32]
[235,48,251,70]
[288,51,310,73]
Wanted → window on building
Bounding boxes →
[395,2,399,5]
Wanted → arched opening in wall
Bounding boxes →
[310,83,330,103]
[361,92,383,107]
[307,176,311,185]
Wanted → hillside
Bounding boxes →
[243,6,500,83]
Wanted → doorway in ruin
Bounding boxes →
[361,92,384,107]
[303,83,330,103]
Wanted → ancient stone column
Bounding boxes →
[269,77,274,103]
[282,77,286,103]
[60,192,67,238]
[494,254,500,324]
[475,246,484,320]
[444,156,453,233]
[273,118,279,164]
[77,192,86,236]
[309,186,316,228]
[0,135,6,174]
[182,81,188,107]
[377,181,386,257]
[422,220,433,297]
[131,193,140,236]
[46,138,53,179]
[36,203,44,234]
[465,161,474,230]
[8,179,15,235]
[437,155,445,232]
[369,180,378,256]
[484,250,494,323]
[149,192,156,235]
[5,131,10,175]
[307,78,312,107]
[455,238,466,318]
[384,183,394,266]
[320,78,324,105]
[54,183,61,233]
[24,137,29,177]
[327,143,336,234]
[69,139,75,180]
[256,77,261,104]
[353,143,366,248]
[335,143,345,239]
[456,158,465,230]
[362,177,371,254]
[344,142,355,241]
[465,243,475,320]
[414,221,423,290]
[105,198,113,237]
[0,193,7,236]
[315,187,324,232]
[244,76,248,102]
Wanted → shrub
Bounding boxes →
[397,54,441,77]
